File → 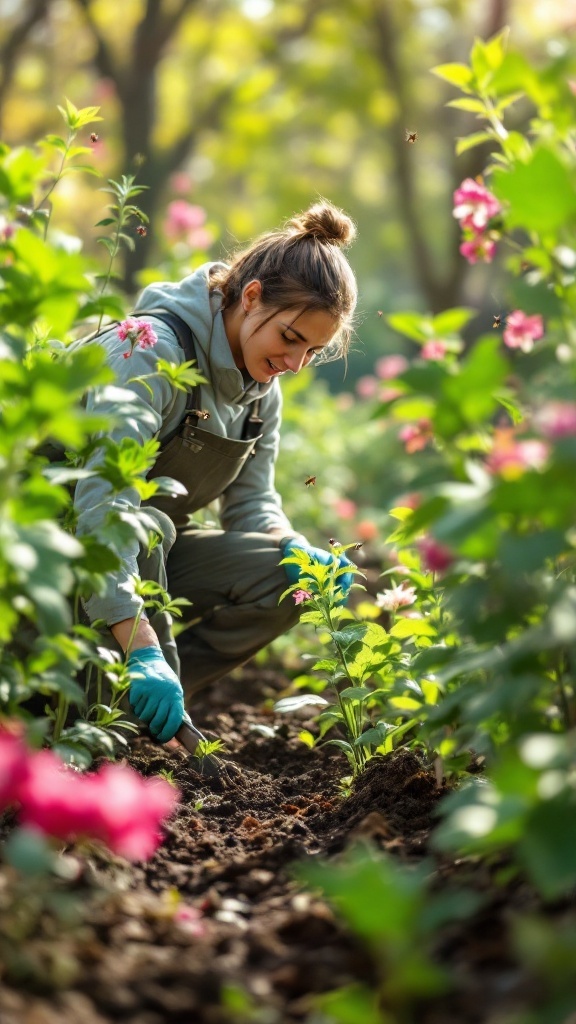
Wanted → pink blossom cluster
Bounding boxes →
[421,339,447,361]
[117,317,158,359]
[164,200,213,250]
[533,401,576,440]
[502,310,544,353]
[0,725,179,861]
[418,536,454,573]
[399,418,434,454]
[453,178,501,264]
[486,429,549,480]
[293,589,312,605]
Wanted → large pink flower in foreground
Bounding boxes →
[453,178,501,232]
[503,311,544,353]
[1,727,179,861]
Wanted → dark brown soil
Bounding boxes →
[1,665,575,1024]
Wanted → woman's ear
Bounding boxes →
[242,279,262,312]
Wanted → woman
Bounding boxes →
[75,200,358,744]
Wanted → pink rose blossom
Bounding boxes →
[376,583,417,612]
[117,317,158,358]
[375,354,409,380]
[355,375,379,399]
[453,178,501,232]
[459,234,497,264]
[418,536,454,573]
[421,339,447,361]
[486,429,549,480]
[503,310,544,353]
[293,589,312,605]
[534,401,576,439]
[399,419,433,453]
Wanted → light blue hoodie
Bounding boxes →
[75,262,294,625]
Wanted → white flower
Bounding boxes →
[376,584,417,613]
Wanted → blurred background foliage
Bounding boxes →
[1,0,573,549]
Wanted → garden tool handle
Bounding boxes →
[175,713,208,755]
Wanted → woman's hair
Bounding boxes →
[210,200,358,362]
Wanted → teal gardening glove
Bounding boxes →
[127,646,185,743]
[281,538,354,606]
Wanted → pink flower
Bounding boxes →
[164,200,206,239]
[356,519,379,542]
[486,429,549,480]
[187,227,214,250]
[334,498,357,520]
[376,583,417,612]
[421,339,447,361]
[117,317,158,358]
[355,375,379,399]
[18,755,179,861]
[293,589,312,605]
[453,178,501,232]
[170,171,194,195]
[418,536,454,573]
[459,234,497,264]
[503,310,544,353]
[534,401,576,439]
[0,727,29,810]
[375,354,409,380]
[399,419,433,453]
[379,386,403,402]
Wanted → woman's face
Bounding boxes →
[228,281,340,384]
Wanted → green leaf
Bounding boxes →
[390,618,437,639]
[492,146,576,234]
[431,307,476,336]
[455,131,493,155]
[386,312,432,342]
[431,62,473,91]
[520,796,576,899]
[446,98,488,114]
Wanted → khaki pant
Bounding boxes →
[99,509,299,705]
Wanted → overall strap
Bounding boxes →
[135,308,209,446]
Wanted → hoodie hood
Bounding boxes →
[134,262,273,404]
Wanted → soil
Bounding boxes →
[1,663,575,1024]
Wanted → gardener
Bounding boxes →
[74,200,358,745]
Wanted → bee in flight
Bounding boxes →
[352,542,364,551]
[405,130,418,143]
[304,475,317,487]
[492,314,502,329]
[90,133,99,143]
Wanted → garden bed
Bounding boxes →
[0,664,572,1024]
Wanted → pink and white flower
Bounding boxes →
[399,418,433,454]
[453,178,501,232]
[534,401,576,440]
[375,354,409,380]
[117,317,158,359]
[459,234,497,264]
[486,429,549,479]
[421,339,447,361]
[376,583,417,613]
[293,589,312,605]
[503,310,544,353]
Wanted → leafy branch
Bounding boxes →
[94,175,149,329]
[35,97,102,236]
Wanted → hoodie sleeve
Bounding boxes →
[75,323,182,625]
[218,382,295,536]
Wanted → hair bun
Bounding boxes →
[288,201,356,248]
